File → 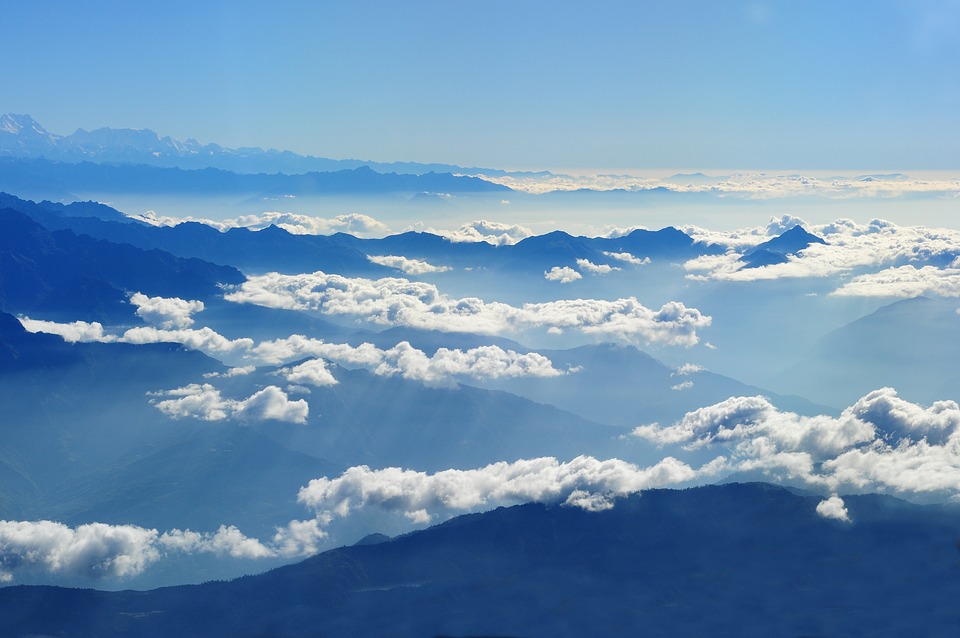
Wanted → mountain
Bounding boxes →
[0,193,720,277]
[2,482,958,637]
[741,224,826,268]
[0,113,525,178]
[771,296,960,406]
[0,207,244,322]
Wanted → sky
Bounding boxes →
[5,0,959,171]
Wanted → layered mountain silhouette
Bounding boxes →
[1,483,958,637]
[0,113,526,177]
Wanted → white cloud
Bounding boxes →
[671,380,694,391]
[576,259,620,275]
[119,326,255,358]
[426,219,533,246]
[632,388,960,498]
[0,519,321,583]
[225,271,711,346]
[476,170,960,199]
[204,365,256,379]
[674,363,705,375]
[297,455,721,525]
[133,211,391,238]
[684,218,960,284]
[602,251,650,266]
[544,266,582,283]
[130,292,205,329]
[18,317,116,343]
[280,359,338,387]
[830,264,960,297]
[266,341,572,388]
[367,255,452,275]
[149,384,308,424]
[815,495,851,522]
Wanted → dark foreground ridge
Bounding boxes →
[1,482,959,637]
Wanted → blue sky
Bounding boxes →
[6,0,959,170]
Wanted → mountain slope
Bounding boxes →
[1,483,957,637]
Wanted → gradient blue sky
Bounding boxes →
[5,0,958,170]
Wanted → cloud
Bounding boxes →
[815,495,851,522]
[0,519,322,583]
[544,266,582,283]
[297,455,722,525]
[280,359,338,387]
[149,384,308,424]
[266,341,572,388]
[134,211,391,238]
[18,317,115,343]
[426,219,533,246]
[602,251,650,266]
[576,259,620,275]
[684,217,960,284]
[225,272,712,346]
[476,170,960,199]
[130,292,204,329]
[367,255,452,275]
[17,316,574,386]
[632,388,960,498]
[671,380,694,391]
[830,264,960,297]
[674,363,705,375]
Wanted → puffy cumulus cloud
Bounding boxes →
[576,259,620,275]
[119,326,254,359]
[671,380,694,391]
[225,271,711,346]
[0,520,160,582]
[0,519,323,582]
[427,219,533,246]
[632,388,960,499]
[297,455,722,524]
[130,292,204,329]
[544,266,582,283]
[815,495,851,522]
[18,317,115,343]
[684,218,960,283]
[367,254,452,275]
[266,341,571,389]
[149,384,308,424]
[133,210,391,238]
[602,251,650,266]
[281,359,338,387]
[830,264,960,297]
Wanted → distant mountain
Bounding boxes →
[772,296,960,406]
[2,482,958,637]
[0,113,528,178]
[0,207,243,322]
[0,157,510,203]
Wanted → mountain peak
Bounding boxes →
[0,113,54,138]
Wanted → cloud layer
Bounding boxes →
[135,210,391,237]
[224,272,711,346]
